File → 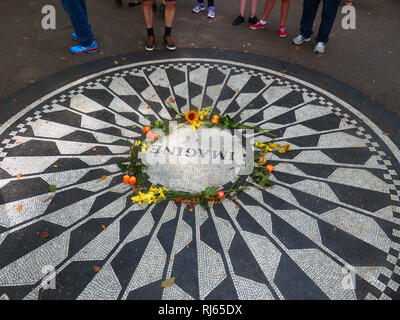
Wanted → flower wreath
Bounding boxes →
[117,102,292,210]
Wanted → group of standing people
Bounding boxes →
[61,0,342,55]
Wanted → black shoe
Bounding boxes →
[152,3,157,11]
[232,15,245,26]
[128,1,141,7]
[248,16,258,25]
[145,35,155,51]
[164,35,176,51]
[115,0,123,7]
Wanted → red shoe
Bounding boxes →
[278,26,287,38]
[250,20,267,30]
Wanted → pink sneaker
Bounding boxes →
[278,26,287,38]
[250,20,267,30]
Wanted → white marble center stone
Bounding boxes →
[141,126,246,192]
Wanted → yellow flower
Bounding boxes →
[268,143,280,149]
[190,121,204,130]
[131,185,168,205]
[134,140,142,147]
[255,142,266,149]
[141,142,148,153]
[199,108,211,120]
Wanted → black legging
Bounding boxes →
[198,0,214,6]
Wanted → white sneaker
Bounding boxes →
[292,34,311,45]
[313,42,326,53]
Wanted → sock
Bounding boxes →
[147,28,154,36]
[165,26,172,37]
[279,25,285,31]
[260,20,267,24]
[250,15,255,18]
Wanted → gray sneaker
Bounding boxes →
[292,34,311,45]
[313,42,326,53]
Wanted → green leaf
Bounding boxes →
[117,162,128,172]
[199,199,210,210]
[161,277,175,288]
[49,185,57,192]
[204,186,218,198]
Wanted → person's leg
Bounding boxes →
[61,0,94,46]
[142,0,154,29]
[164,0,176,30]
[250,0,258,17]
[316,0,341,43]
[299,0,320,39]
[164,0,176,50]
[280,0,290,26]
[260,0,276,22]
[240,0,246,17]
[208,0,214,7]
[142,0,155,50]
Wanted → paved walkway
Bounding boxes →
[0,0,399,119]
[0,0,399,301]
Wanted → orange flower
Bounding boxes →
[123,175,130,183]
[259,157,267,166]
[211,115,220,124]
[185,110,199,124]
[266,164,274,173]
[142,126,151,134]
[129,176,137,185]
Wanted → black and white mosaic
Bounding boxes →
[0,58,399,300]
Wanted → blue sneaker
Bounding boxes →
[193,3,205,13]
[72,32,79,42]
[207,6,215,19]
[70,40,98,54]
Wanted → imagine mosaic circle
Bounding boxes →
[0,58,399,300]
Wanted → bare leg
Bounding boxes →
[240,0,246,16]
[164,1,176,28]
[261,0,276,21]
[250,0,258,17]
[280,0,290,26]
[142,0,153,28]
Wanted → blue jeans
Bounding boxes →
[299,0,341,44]
[61,0,94,46]
[198,0,214,6]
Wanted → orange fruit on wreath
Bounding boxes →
[123,175,130,183]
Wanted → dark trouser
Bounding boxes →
[299,0,341,44]
[198,0,214,6]
[61,0,94,46]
